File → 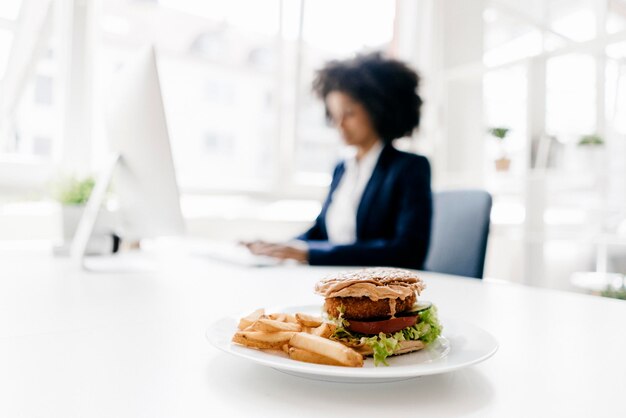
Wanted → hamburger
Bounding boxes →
[315,267,442,366]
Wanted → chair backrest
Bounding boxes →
[423,189,492,279]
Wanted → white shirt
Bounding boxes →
[325,141,384,244]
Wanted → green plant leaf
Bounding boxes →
[578,134,604,146]
[52,176,95,205]
[488,127,510,140]
[601,286,626,300]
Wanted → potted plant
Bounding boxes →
[601,285,626,300]
[488,127,511,171]
[578,134,604,146]
[576,134,605,171]
[51,176,95,242]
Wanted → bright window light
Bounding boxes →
[546,53,596,138]
[490,201,525,225]
[544,208,587,225]
[302,0,395,55]
[159,0,280,37]
[0,29,13,80]
[258,200,321,222]
[0,0,22,21]
[101,15,130,36]
[550,9,595,42]
[483,8,497,24]
[484,29,542,67]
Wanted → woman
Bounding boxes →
[246,53,431,269]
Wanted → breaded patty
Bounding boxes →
[324,293,416,320]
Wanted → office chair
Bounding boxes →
[423,189,492,279]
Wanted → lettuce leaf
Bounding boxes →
[414,304,442,344]
[366,333,399,366]
[329,305,443,366]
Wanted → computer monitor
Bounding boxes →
[70,46,185,268]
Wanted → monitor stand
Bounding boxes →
[69,153,158,273]
[71,153,119,261]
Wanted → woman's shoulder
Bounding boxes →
[387,147,430,170]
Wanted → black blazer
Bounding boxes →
[298,144,432,269]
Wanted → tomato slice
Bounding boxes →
[347,315,418,335]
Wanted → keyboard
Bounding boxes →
[186,240,281,267]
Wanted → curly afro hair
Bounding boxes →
[312,52,422,143]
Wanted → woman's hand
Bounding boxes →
[242,240,309,264]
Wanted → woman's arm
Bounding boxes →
[244,240,309,263]
[244,163,345,263]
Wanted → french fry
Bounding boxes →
[268,313,286,322]
[288,347,344,366]
[238,308,265,330]
[295,313,324,328]
[284,314,299,324]
[232,331,296,349]
[252,318,302,332]
[281,343,290,354]
[311,322,336,339]
[289,333,363,367]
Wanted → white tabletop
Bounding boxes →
[1,247,625,418]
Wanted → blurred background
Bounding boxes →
[1,0,626,292]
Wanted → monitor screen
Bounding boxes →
[71,46,185,264]
[104,46,185,241]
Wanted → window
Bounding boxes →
[95,0,281,192]
[94,0,399,194]
[0,0,402,196]
[0,28,13,78]
[483,5,543,67]
[546,53,596,141]
[606,40,626,133]
[0,0,59,182]
[483,65,527,176]
[291,0,397,187]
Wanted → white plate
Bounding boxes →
[206,304,498,383]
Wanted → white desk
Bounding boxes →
[1,248,626,418]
